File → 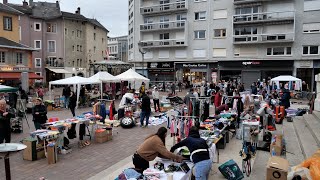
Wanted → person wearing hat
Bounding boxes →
[152,87,160,112]
[32,98,48,130]
[170,126,211,180]
[0,99,14,143]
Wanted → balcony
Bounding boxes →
[233,11,294,25]
[46,61,64,67]
[140,21,186,32]
[234,0,283,5]
[140,39,187,48]
[140,1,187,16]
[233,33,294,44]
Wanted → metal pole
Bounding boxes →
[4,153,11,180]
[142,53,145,76]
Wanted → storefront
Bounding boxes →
[175,62,218,86]
[0,66,42,87]
[294,60,314,91]
[147,62,174,82]
[219,60,294,89]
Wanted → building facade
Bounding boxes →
[130,0,320,90]
[0,2,40,87]
[108,35,128,62]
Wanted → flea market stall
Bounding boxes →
[269,75,302,90]
[116,68,150,90]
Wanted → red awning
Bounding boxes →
[0,72,43,79]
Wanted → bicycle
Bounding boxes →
[239,141,256,177]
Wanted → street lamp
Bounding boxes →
[138,41,147,76]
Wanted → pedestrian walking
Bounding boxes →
[0,99,14,143]
[69,91,77,117]
[37,86,45,100]
[178,81,182,92]
[171,82,176,95]
[152,87,160,112]
[140,92,151,127]
[32,98,47,130]
[62,86,71,108]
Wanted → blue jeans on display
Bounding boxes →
[64,96,70,108]
[140,111,150,126]
[194,159,212,180]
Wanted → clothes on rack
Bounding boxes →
[93,102,107,122]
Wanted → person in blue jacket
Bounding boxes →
[170,126,211,180]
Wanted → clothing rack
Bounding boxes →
[189,97,211,121]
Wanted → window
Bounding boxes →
[303,23,320,33]
[94,33,96,40]
[303,46,319,55]
[72,60,75,66]
[47,57,57,66]
[94,46,96,53]
[176,14,187,27]
[35,58,41,68]
[214,29,226,38]
[16,53,23,64]
[235,6,259,15]
[72,45,75,51]
[46,23,57,33]
[266,47,291,56]
[77,45,79,51]
[160,16,170,29]
[175,50,187,58]
[0,52,5,63]
[72,31,75,36]
[48,40,56,53]
[34,22,41,31]
[213,48,227,57]
[65,28,68,35]
[195,11,206,20]
[80,59,82,67]
[159,50,169,59]
[35,72,42,77]
[213,9,227,19]
[234,27,257,35]
[34,40,41,49]
[3,17,12,31]
[194,30,206,39]
[115,46,117,52]
[160,33,170,40]
[194,0,207,2]
[80,45,82,52]
[102,38,104,43]
[193,49,206,58]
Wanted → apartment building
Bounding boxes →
[108,35,128,62]
[130,0,320,90]
[0,2,40,87]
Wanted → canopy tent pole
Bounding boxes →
[76,84,80,109]
[100,82,103,99]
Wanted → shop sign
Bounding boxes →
[147,62,174,69]
[0,66,29,71]
[182,63,207,68]
[242,61,261,66]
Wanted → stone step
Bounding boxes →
[293,116,319,159]
[282,120,305,166]
[312,111,320,122]
[303,114,320,147]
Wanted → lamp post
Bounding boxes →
[138,41,147,76]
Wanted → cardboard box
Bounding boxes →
[37,150,45,159]
[47,144,58,164]
[270,134,283,156]
[95,136,109,143]
[95,129,107,138]
[23,138,37,161]
[266,156,289,180]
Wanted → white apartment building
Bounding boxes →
[129,0,320,90]
[108,35,128,62]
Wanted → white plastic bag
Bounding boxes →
[287,166,312,180]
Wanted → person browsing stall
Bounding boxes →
[140,91,151,127]
[0,99,14,143]
[69,91,77,117]
[152,87,160,112]
[133,127,184,173]
[170,126,211,180]
[32,98,48,130]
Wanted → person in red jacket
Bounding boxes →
[214,90,223,108]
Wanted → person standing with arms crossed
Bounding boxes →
[32,98,47,130]
[140,91,151,127]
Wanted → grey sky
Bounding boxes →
[9,0,128,37]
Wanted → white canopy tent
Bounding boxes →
[88,71,121,98]
[49,76,101,108]
[116,68,150,89]
[269,75,302,90]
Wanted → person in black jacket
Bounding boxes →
[32,98,47,130]
[69,91,77,117]
[0,99,14,143]
[140,92,151,127]
[170,126,211,179]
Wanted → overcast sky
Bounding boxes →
[9,0,128,37]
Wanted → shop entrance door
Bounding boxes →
[242,70,261,90]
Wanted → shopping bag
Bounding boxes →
[218,159,244,180]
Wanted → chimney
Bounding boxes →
[23,0,28,7]
[29,0,33,6]
[3,0,8,4]
[76,7,80,14]
[56,1,59,8]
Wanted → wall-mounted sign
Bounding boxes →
[0,66,29,71]
[242,61,261,65]
[182,63,207,68]
[147,62,174,69]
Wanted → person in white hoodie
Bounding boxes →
[152,87,160,112]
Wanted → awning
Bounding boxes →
[47,68,72,74]
[0,72,43,79]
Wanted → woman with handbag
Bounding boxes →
[32,98,47,130]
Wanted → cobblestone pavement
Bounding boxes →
[0,89,188,180]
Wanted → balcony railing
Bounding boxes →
[233,33,294,44]
[233,11,294,24]
[140,1,187,15]
[234,0,280,5]
[140,39,187,48]
[46,61,64,67]
[140,21,186,32]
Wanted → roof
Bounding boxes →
[62,11,87,21]
[0,37,35,51]
[88,18,109,32]
[6,3,32,14]
[0,3,23,15]
[30,1,62,20]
